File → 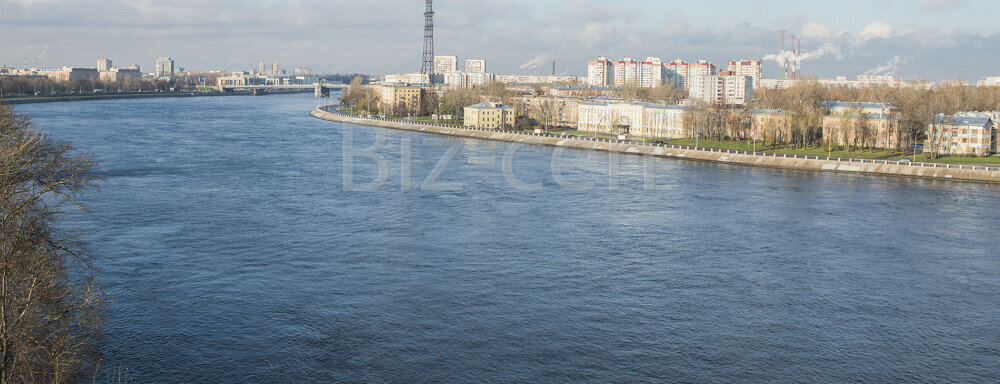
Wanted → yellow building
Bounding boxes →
[820,101,904,149]
[464,102,516,129]
[376,84,424,116]
[924,114,996,157]
[99,68,142,82]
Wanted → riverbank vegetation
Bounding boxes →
[1,105,106,382]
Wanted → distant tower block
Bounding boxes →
[421,0,435,74]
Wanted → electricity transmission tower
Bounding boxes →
[421,0,435,74]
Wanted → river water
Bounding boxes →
[16,94,1000,383]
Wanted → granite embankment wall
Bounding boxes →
[311,108,1000,183]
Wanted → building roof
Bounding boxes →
[466,102,513,110]
[747,109,793,116]
[551,85,617,91]
[580,100,687,110]
[934,115,992,126]
[826,111,900,121]
[820,101,892,110]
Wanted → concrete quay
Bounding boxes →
[310,107,1000,184]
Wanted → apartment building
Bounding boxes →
[577,101,687,139]
[587,56,614,87]
[444,72,495,89]
[44,67,100,82]
[464,102,516,129]
[383,73,431,85]
[494,74,580,84]
[465,59,486,74]
[687,72,753,106]
[742,109,795,141]
[727,59,762,88]
[587,56,663,88]
[547,86,619,98]
[518,96,582,127]
[924,113,997,157]
[99,68,142,82]
[433,56,458,74]
[821,102,904,149]
[155,57,174,78]
[375,84,425,116]
[97,58,113,72]
[664,59,717,90]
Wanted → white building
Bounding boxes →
[495,74,581,84]
[587,56,614,87]
[384,73,431,85]
[577,101,688,139]
[465,59,486,74]
[727,59,762,88]
[155,57,174,78]
[641,57,663,88]
[442,72,495,89]
[664,59,717,90]
[976,77,1000,87]
[99,67,142,82]
[97,58,113,72]
[687,73,753,106]
[587,56,664,88]
[44,67,100,82]
[433,55,458,74]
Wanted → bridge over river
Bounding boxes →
[217,83,348,97]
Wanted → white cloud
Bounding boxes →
[5,0,53,7]
[859,22,895,43]
[922,0,968,10]
[801,21,832,39]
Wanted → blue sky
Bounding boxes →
[0,0,996,81]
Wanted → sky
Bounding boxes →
[0,0,997,81]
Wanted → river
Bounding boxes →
[15,94,1000,382]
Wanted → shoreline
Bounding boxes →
[2,89,311,105]
[312,106,1000,183]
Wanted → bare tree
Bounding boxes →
[1,105,105,383]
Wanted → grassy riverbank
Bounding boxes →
[887,153,1000,164]
[661,138,1000,165]
[663,138,899,159]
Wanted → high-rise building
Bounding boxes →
[155,57,174,78]
[465,59,486,74]
[664,59,717,90]
[642,57,663,88]
[433,55,458,74]
[587,56,664,88]
[97,58,113,72]
[271,62,279,75]
[727,59,762,88]
[257,62,266,75]
[587,56,614,87]
[688,72,753,106]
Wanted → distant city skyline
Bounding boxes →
[1,0,998,81]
